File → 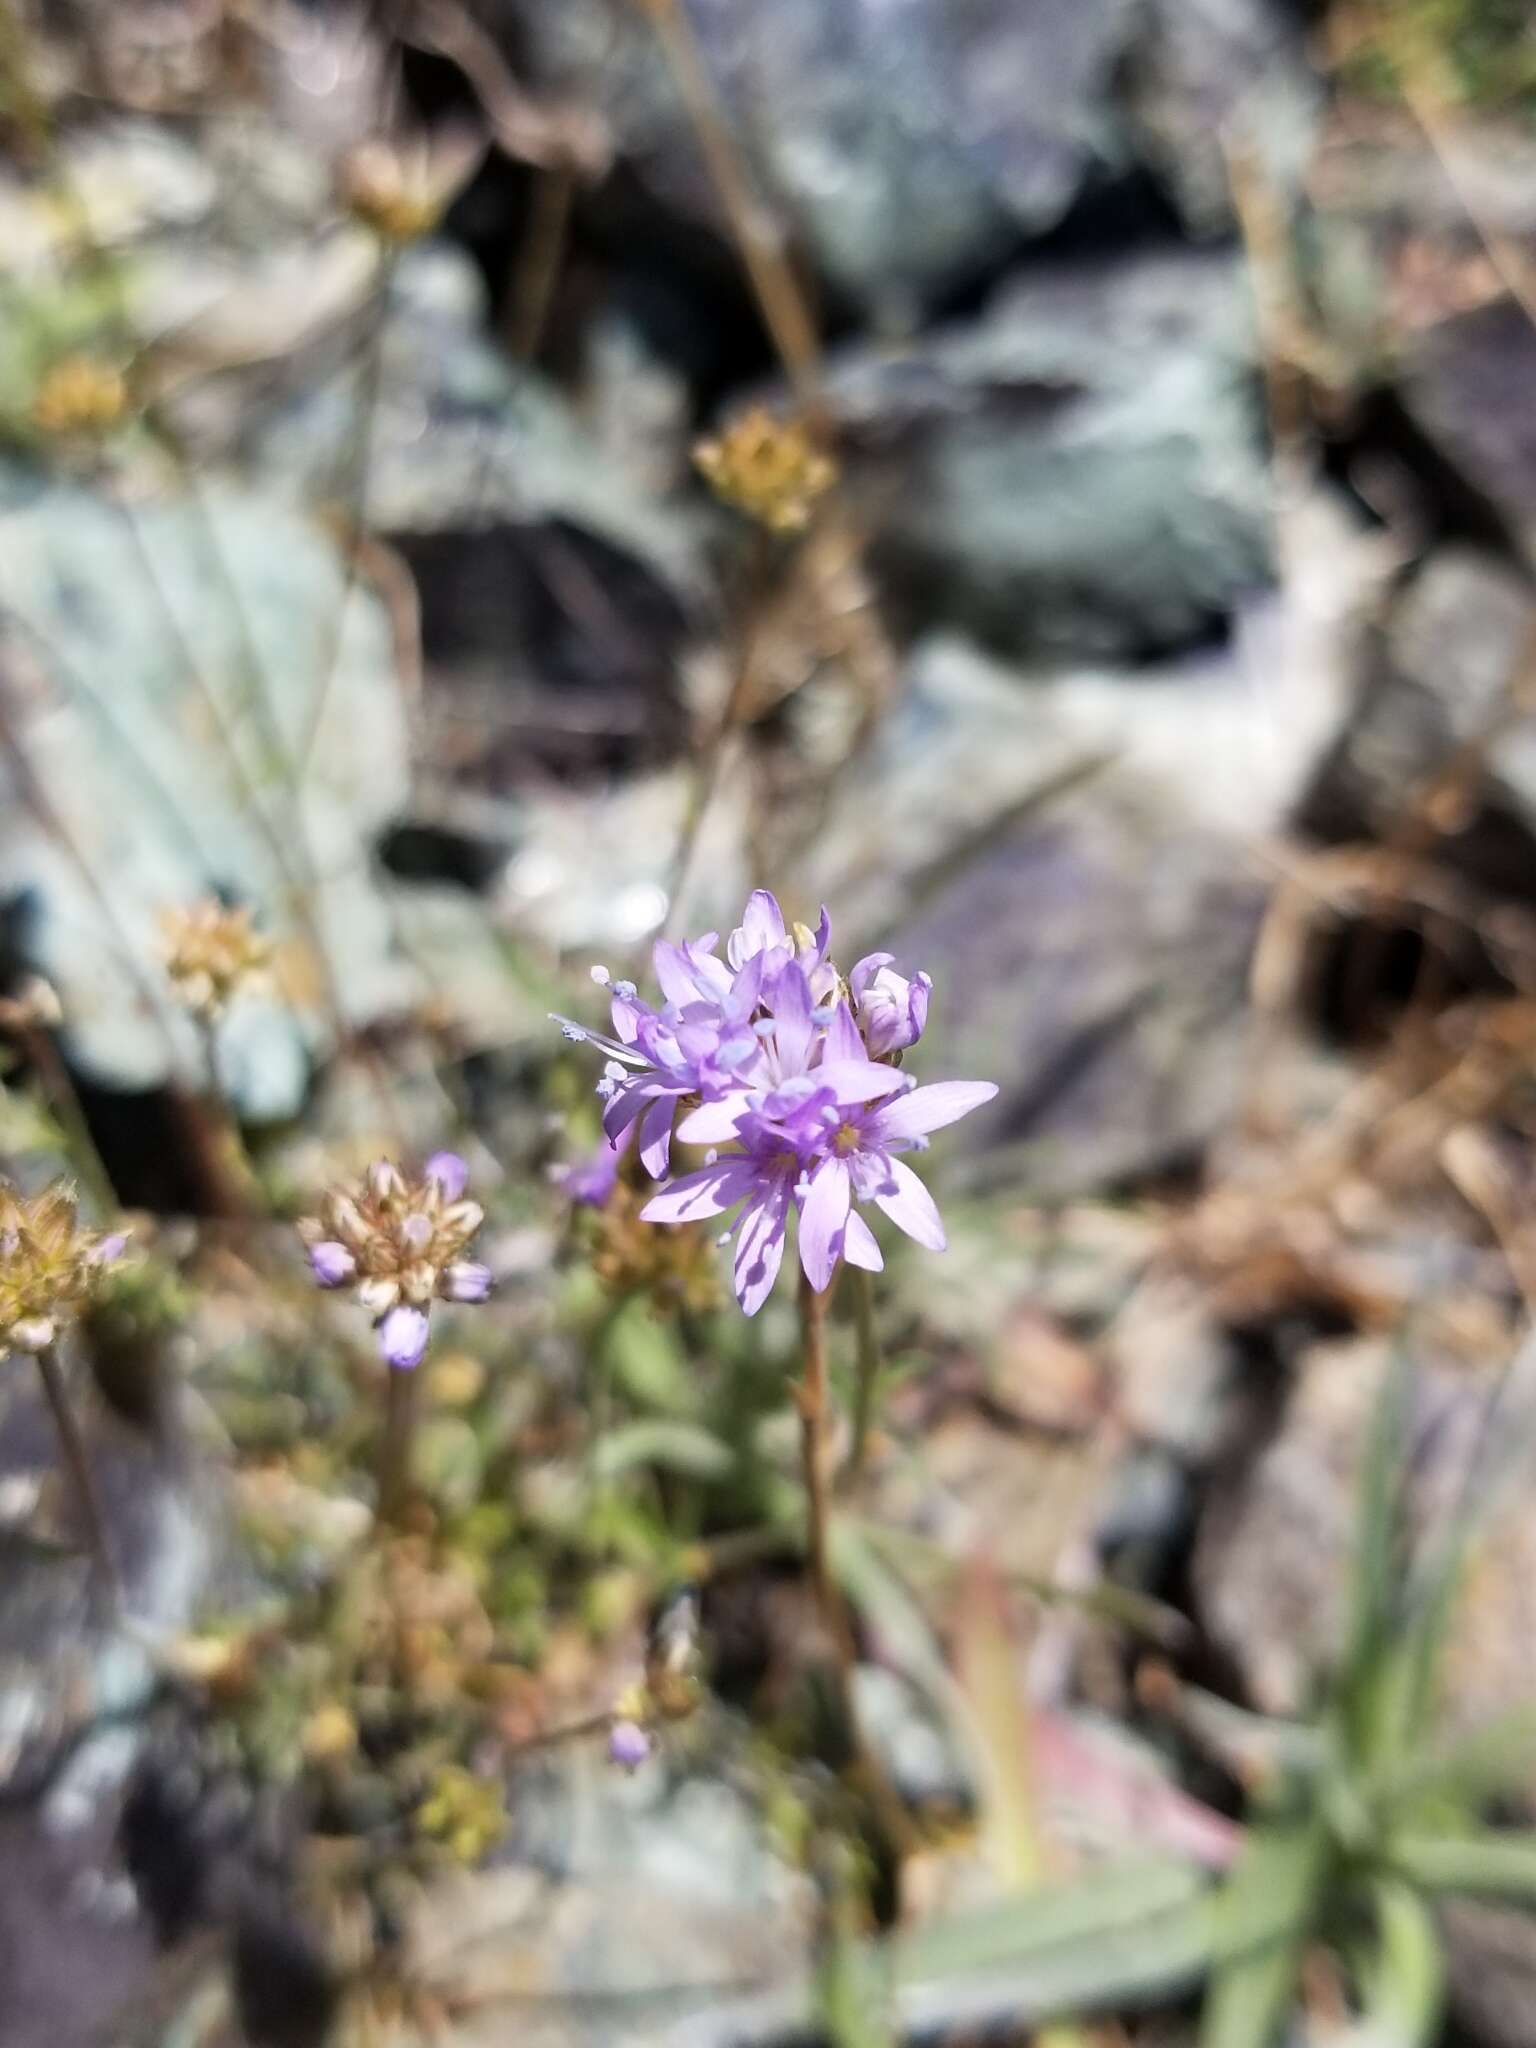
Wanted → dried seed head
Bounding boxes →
[297,1153,490,1368]
[590,1181,720,1315]
[0,1182,125,1360]
[693,405,836,534]
[340,139,444,243]
[159,900,272,1020]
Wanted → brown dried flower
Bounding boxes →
[590,1179,720,1315]
[159,899,272,1020]
[0,1182,125,1359]
[693,405,837,533]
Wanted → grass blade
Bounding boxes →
[1197,1818,1331,2048]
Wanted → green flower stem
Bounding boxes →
[191,1014,262,1219]
[377,1358,421,1528]
[21,1025,116,1221]
[797,1269,843,1650]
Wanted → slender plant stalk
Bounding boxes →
[796,1269,842,1647]
[798,1271,917,1876]
[20,1025,117,1219]
[192,1014,262,1217]
[508,164,575,361]
[640,0,822,404]
[295,252,398,780]
[35,1341,122,1615]
[664,529,773,933]
[377,1362,421,1527]
[848,1266,882,1482]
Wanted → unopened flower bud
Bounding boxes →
[308,1241,356,1289]
[608,1719,652,1770]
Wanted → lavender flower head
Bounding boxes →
[607,1718,653,1770]
[552,892,995,1314]
[297,1153,490,1368]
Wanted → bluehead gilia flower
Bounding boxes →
[553,892,995,1314]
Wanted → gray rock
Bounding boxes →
[1403,297,1536,560]
[1300,546,1536,897]
[244,245,704,602]
[400,1736,815,2047]
[241,245,704,787]
[0,462,415,1114]
[0,1367,220,1800]
[1121,0,1319,235]
[493,0,1140,326]
[887,790,1266,1196]
[822,252,1273,658]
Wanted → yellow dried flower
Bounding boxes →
[303,1702,359,1764]
[159,899,272,1020]
[340,139,444,244]
[693,405,837,533]
[0,1182,125,1359]
[415,1764,505,1864]
[32,355,130,439]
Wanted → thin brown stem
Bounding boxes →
[797,1268,839,1644]
[295,252,397,780]
[664,530,772,934]
[20,1026,116,1219]
[641,0,822,405]
[797,1268,917,1875]
[35,1342,122,1615]
[191,1014,262,1219]
[377,1361,421,1527]
[507,165,574,362]
[847,1265,882,1483]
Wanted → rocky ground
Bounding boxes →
[4,1,1536,2044]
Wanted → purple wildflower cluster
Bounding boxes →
[555,892,995,1314]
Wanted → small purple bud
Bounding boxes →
[379,1304,430,1369]
[442,1260,492,1303]
[608,1719,652,1770]
[309,1240,356,1289]
[90,1232,128,1266]
[400,1212,433,1252]
[424,1151,469,1202]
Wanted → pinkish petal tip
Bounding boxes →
[309,1240,357,1289]
[442,1260,492,1303]
[424,1150,469,1201]
[379,1303,430,1369]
